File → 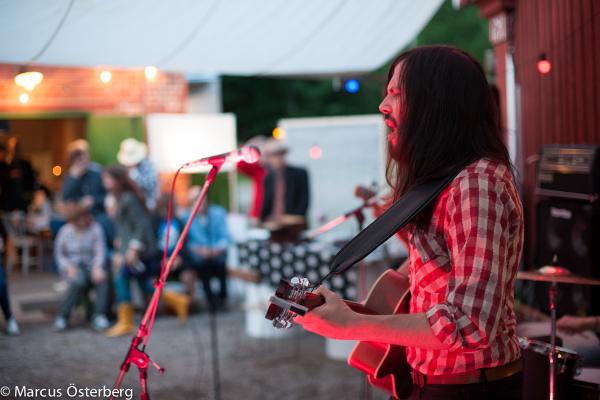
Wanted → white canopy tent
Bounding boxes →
[0,0,442,75]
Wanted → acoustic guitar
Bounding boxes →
[265,268,413,399]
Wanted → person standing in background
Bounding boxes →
[0,137,37,212]
[0,220,19,336]
[236,135,268,226]
[117,138,159,212]
[260,139,310,242]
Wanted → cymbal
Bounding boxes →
[517,266,600,285]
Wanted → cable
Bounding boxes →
[157,0,220,68]
[253,0,347,76]
[30,0,76,62]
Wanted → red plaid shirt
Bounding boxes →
[405,158,523,375]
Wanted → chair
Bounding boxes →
[2,211,42,274]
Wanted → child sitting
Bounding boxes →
[53,204,109,331]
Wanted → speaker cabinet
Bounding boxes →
[533,199,600,316]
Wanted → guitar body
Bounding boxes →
[347,269,412,400]
[266,268,412,399]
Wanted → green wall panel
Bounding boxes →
[86,115,144,166]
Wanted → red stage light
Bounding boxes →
[309,145,322,159]
[537,57,551,74]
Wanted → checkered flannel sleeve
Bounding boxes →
[425,173,514,351]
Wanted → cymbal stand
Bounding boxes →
[548,280,557,400]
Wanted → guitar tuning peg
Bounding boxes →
[291,276,310,288]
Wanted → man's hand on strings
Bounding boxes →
[294,285,358,340]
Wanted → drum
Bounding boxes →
[520,337,581,399]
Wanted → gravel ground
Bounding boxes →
[0,310,388,400]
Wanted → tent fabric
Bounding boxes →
[0,0,442,76]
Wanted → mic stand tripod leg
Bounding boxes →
[110,336,164,400]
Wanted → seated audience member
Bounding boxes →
[0,221,19,335]
[53,205,109,332]
[180,188,230,311]
[153,193,190,323]
[102,166,156,337]
[28,188,52,234]
[61,139,113,244]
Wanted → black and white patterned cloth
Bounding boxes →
[238,240,359,300]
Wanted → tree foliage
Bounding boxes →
[222,0,491,142]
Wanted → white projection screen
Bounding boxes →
[279,115,388,241]
[146,113,237,173]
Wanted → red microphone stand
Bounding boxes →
[110,162,223,400]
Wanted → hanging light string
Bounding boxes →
[156,0,220,68]
[512,6,600,70]
[253,0,347,76]
[30,0,76,63]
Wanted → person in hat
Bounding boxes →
[117,138,159,211]
[260,138,310,227]
[53,204,110,332]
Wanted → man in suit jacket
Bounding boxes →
[260,139,309,227]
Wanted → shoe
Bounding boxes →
[91,315,110,331]
[7,317,20,336]
[53,317,67,332]
[105,303,134,337]
[162,291,191,324]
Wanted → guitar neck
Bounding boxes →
[300,293,375,315]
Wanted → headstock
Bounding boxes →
[265,276,324,329]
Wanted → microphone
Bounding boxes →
[182,145,261,168]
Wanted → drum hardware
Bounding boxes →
[517,263,600,399]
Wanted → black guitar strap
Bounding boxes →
[329,169,463,275]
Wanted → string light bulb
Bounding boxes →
[100,70,112,83]
[145,66,158,81]
[272,127,286,140]
[14,70,44,91]
[537,53,552,75]
[19,93,30,104]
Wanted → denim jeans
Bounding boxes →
[58,265,110,319]
[0,264,13,320]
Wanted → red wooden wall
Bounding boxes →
[513,0,600,264]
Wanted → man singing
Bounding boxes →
[296,46,524,400]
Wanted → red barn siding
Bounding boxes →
[513,0,600,264]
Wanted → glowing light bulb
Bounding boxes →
[14,71,44,91]
[145,66,158,81]
[309,145,323,160]
[344,79,360,93]
[273,127,286,140]
[537,54,552,74]
[52,165,62,176]
[19,93,30,104]
[100,70,112,83]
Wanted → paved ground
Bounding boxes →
[0,272,388,400]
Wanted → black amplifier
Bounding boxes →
[536,145,600,202]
